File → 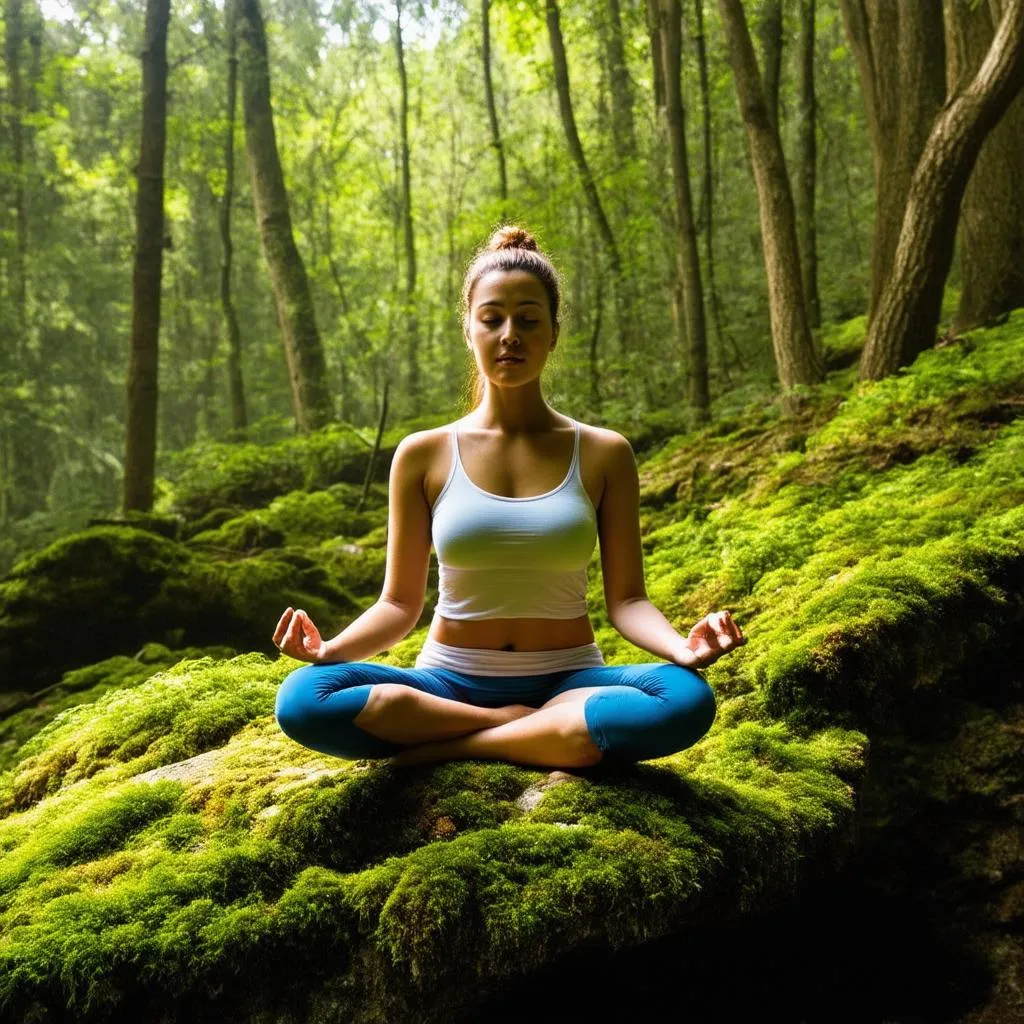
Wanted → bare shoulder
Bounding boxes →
[577,421,634,466]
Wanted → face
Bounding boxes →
[465,269,558,384]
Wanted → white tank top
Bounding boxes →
[430,418,598,620]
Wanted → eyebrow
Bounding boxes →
[477,300,543,309]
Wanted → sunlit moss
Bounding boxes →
[0,311,1020,1019]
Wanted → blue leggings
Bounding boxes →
[274,660,716,763]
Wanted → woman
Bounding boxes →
[273,225,745,769]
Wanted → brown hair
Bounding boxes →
[459,224,562,411]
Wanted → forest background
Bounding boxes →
[1,0,1021,573]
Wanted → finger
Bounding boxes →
[273,608,294,646]
[718,610,744,643]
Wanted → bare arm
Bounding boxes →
[320,598,422,664]
[322,433,433,663]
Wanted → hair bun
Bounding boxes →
[489,225,539,252]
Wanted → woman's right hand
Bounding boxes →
[273,607,331,664]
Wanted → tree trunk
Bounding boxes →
[236,0,334,433]
[947,0,1024,331]
[481,0,509,206]
[718,0,823,395]
[220,0,248,438]
[545,0,631,352]
[860,0,1024,379]
[657,0,710,421]
[794,0,820,327]
[692,0,738,383]
[645,0,666,109]
[602,0,637,161]
[123,0,170,513]
[838,0,946,321]
[4,0,28,359]
[395,0,421,413]
[759,0,784,133]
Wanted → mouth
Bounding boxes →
[496,357,524,364]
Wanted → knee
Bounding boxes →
[665,667,717,748]
[274,663,356,741]
[274,667,320,741]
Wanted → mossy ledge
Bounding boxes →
[0,311,1021,1021]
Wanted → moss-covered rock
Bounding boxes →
[0,653,864,1023]
[0,310,1021,1021]
[0,643,236,773]
[0,527,364,694]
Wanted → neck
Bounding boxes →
[470,383,561,434]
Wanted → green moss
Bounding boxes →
[0,645,236,773]
[186,483,386,552]
[0,310,1020,1020]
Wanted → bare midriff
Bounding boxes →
[423,417,604,654]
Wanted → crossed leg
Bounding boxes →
[386,685,606,768]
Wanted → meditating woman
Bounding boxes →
[273,225,745,769]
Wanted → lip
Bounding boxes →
[496,356,524,363]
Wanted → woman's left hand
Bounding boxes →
[672,610,746,669]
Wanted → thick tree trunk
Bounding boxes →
[237,0,334,433]
[839,0,946,322]
[657,0,710,421]
[545,0,631,352]
[395,0,421,413]
[481,0,509,206]
[860,0,1024,379]
[947,0,1024,331]
[759,0,784,133]
[123,0,170,513]
[719,0,823,394]
[220,0,248,437]
[795,0,820,327]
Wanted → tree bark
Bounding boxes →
[236,0,334,432]
[692,0,738,381]
[545,0,631,352]
[860,0,1024,379]
[838,0,946,321]
[395,0,421,412]
[601,0,637,161]
[794,0,820,327]
[481,0,509,206]
[4,0,28,359]
[718,0,823,394]
[123,0,170,512]
[657,0,710,421]
[758,0,784,133]
[947,0,1024,331]
[220,0,248,437]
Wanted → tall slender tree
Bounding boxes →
[655,0,709,420]
[599,0,637,162]
[123,0,171,512]
[718,0,823,397]
[394,0,421,412]
[794,0,820,327]
[545,0,631,353]
[481,0,509,207]
[236,0,334,432]
[219,0,248,437]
